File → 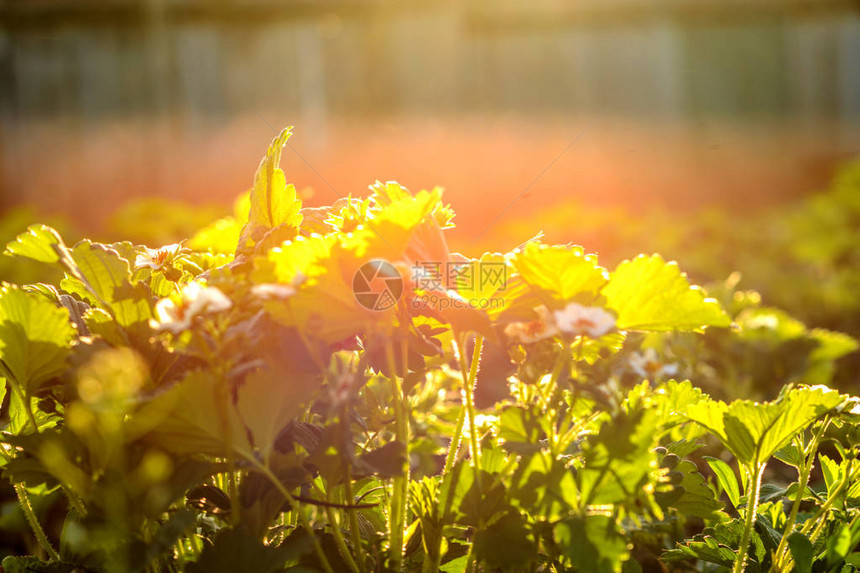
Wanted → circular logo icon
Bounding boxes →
[352,259,404,311]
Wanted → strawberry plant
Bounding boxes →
[0,128,857,572]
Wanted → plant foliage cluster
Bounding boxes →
[0,128,858,573]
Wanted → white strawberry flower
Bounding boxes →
[504,305,560,344]
[251,272,306,301]
[150,282,232,334]
[135,243,184,271]
[251,283,297,300]
[552,303,616,338]
[629,348,679,380]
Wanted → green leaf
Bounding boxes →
[0,283,74,392]
[737,307,807,342]
[357,441,407,479]
[131,371,253,458]
[498,405,542,448]
[236,369,317,463]
[603,254,730,331]
[0,556,87,573]
[820,453,839,497]
[186,526,312,573]
[439,555,469,573]
[555,515,628,573]
[473,512,536,571]
[684,386,844,467]
[510,243,608,305]
[510,451,578,520]
[237,128,303,255]
[83,308,126,346]
[808,328,858,362]
[6,389,60,435]
[825,521,860,568]
[705,457,741,508]
[665,459,725,519]
[68,241,152,337]
[579,408,659,505]
[663,535,737,568]
[3,224,69,265]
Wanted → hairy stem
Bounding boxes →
[772,421,829,571]
[733,464,765,573]
[322,486,360,573]
[462,334,484,473]
[442,408,466,477]
[803,460,858,542]
[15,483,59,561]
[342,416,367,573]
[385,339,410,571]
[5,379,60,561]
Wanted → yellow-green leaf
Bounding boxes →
[237,128,303,255]
[603,254,730,331]
[684,386,844,467]
[0,283,75,392]
[131,371,253,458]
[510,243,608,306]
[4,224,67,264]
[68,241,152,337]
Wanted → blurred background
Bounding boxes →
[1,0,859,344]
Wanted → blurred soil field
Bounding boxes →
[1,114,857,254]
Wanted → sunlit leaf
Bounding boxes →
[510,243,608,306]
[67,241,152,339]
[736,307,806,342]
[131,371,253,458]
[684,386,844,466]
[660,456,725,519]
[3,224,68,265]
[663,535,737,568]
[704,456,741,508]
[237,128,303,255]
[0,283,74,392]
[603,254,730,331]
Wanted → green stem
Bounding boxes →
[215,377,240,524]
[5,379,61,561]
[733,464,765,573]
[772,422,829,571]
[322,487,361,573]
[385,339,410,572]
[804,460,858,543]
[249,459,334,573]
[462,334,484,473]
[342,418,367,573]
[545,347,569,456]
[15,483,60,561]
[442,408,466,477]
[61,484,87,518]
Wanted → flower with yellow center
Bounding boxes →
[150,282,232,334]
[135,243,184,271]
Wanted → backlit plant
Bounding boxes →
[0,128,857,573]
